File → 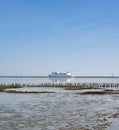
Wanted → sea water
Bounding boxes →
[0,77,119,85]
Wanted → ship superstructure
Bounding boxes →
[49,72,72,78]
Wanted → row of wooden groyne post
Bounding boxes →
[1,82,119,89]
[26,82,119,89]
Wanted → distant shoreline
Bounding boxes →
[0,76,119,78]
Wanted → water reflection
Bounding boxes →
[49,78,73,84]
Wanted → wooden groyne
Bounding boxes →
[26,82,119,90]
[1,82,119,91]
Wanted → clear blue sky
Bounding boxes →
[0,0,119,76]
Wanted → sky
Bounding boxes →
[0,0,119,76]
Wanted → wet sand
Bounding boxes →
[0,87,119,130]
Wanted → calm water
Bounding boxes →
[0,77,119,85]
[0,78,119,130]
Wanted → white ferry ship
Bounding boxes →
[49,72,72,78]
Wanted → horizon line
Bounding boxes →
[0,76,119,78]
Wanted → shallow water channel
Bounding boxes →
[0,87,119,130]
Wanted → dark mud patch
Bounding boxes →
[4,90,55,94]
[112,113,119,118]
[80,90,119,95]
[65,86,102,90]
[0,86,21,92]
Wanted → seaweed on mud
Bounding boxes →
[80,90,119,95]
[5,90,55,94]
